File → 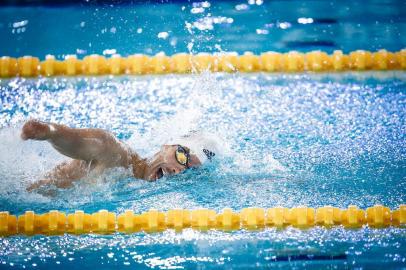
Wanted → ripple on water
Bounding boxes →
[0,72,405,268]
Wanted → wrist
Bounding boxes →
[47,123,57,139]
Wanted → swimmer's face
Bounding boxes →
[147,145,202,180]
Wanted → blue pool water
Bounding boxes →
[0,0,405,57]
[0,73,405,269]
[1,0,406,269]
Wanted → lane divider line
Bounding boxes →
[0,49,405,78]
[0,205,404,236]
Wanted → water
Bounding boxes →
[1,0,406,269]
[0,0,405,57]
[0,72,405,268]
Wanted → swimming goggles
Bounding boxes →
[175,145,190,168]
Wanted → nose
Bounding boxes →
[170,167,182,175]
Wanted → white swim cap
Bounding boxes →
[172,131,220,163]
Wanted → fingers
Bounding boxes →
[26,180,58,197]
[26,179,50,192]
[26,182,40,192]
[21,119,51,141]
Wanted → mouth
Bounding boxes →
[155,167,164,180]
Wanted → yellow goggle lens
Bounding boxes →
[176,151,188,165]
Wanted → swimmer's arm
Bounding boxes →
[26,160,91,191]
[21,119,131,167]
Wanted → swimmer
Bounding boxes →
[21,119,218,191]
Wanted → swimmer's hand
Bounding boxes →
[26,180,58,197]
[21,119,51,141]
[26,179,50,192]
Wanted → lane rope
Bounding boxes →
[0,205,404,236]
[0,49,405,78]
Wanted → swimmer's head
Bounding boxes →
[146,132,220,180]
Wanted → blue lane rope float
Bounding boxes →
[0,205,404,236]
[0,49,405,78]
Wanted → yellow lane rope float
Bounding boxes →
[0,49,405,78]
[0,205,404,236]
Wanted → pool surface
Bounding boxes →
[0,0,405,56]
[1,0,406,269]
[1,72,405,269]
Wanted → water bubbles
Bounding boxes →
[256,29,269,35]
[12,20,28,28]
[297,17,314,24]
[10,20,28,34]
[191,7,205,14]
[278,22,291,29]
[157,31,169,39]
[192,1,211,9]
[189,16,233,31]
[187,41,194,51]
[235,4,249,11]
[76,48,86,54]
[103,49,117,55]
[170,37,178,47]
[0,73,405,268]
